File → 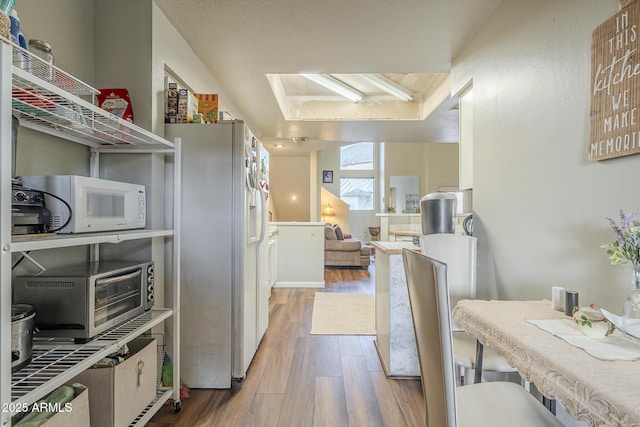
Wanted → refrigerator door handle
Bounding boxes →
[256,186,267,244]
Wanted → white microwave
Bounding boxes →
[21,175,146,233]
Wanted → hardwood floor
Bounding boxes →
[147,264,425,427]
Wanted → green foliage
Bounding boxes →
[602,210,640,268]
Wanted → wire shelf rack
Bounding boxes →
[3,37,173,149]
[9,309,172,412]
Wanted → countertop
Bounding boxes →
[375,213,421,217]
[388,231,421,236]
[270,222,325,227]
[371,241,419,255]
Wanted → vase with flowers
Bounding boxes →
[602,210,640,328]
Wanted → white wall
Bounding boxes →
[424,143,459,194]
[16,1,93,179]
[320,187,350,232]
[384,142,425,209]
[270,154,312,222]
[451,0,635,313]
[18,0,94,84]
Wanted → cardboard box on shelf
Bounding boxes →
[195,93,219,123]
[97,89,134,123]
[219,111,234,121]
[166,83,178,124]
[178,89,199,123]
[71,338,157,427]
[13,384,90,427]
[40,387,90,427]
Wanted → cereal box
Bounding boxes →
[196,93,219,123]
[166,83,178,124]
[219,111,234,121]
[178,89,199,123]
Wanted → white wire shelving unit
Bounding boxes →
[10,40,173,150]
[0,37,181,425]
[11,310,172,403]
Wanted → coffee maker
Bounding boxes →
[11,116,51,235]
[419,192,457,235]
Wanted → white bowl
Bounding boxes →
[573,307,613,338]
[576,320,612,338]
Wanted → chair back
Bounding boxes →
[403,248,458,427]
[419,234,477,309]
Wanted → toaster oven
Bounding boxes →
[13,261,154,341]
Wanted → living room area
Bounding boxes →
[267,140,460,274]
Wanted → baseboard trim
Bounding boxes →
[273,281,325,288]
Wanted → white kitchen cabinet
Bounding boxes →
[268,227,278,287]
[0,40,181,425]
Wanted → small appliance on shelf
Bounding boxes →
[21,175,146,234]
[13,260,155,342]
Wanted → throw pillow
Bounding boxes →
[325,224,338,240]
[334,225,344,240]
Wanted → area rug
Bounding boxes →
[310,292,376,335]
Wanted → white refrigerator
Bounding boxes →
[166,121,270,388]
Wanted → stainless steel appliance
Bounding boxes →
[165,121,270,388]
[419,192,457,235]
[11,304,35,372]
[21,175,146,233]
[463,214,473,236]
[13,261,154,341]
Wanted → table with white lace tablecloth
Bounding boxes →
[452,299,640,427]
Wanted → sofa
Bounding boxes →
[324,224,371,269]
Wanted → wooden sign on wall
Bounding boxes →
[590,2,640,161]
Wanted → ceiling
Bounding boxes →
[154,0,500,154]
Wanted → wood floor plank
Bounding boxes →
[146,388,214,426]
[369,369,426,427]
[255,347,293,394]
[391,377,426,427]
[315,334,341,353]
[341,354,385,426]
[339,335,364,357]
[314,335,342,377]
[171,389,234,427]
[368,369,407,427]
[285,289,311,326]
[296,291,315,336]
[199,358,267,426]
[313,376,349,427]
[278,336,317,426]
[261,303,298,350]
[234,393,284,427]
[358,335,384,372]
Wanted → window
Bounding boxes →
[340,142,375,210]
[340,142,374,170]
[341,178,374,210]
